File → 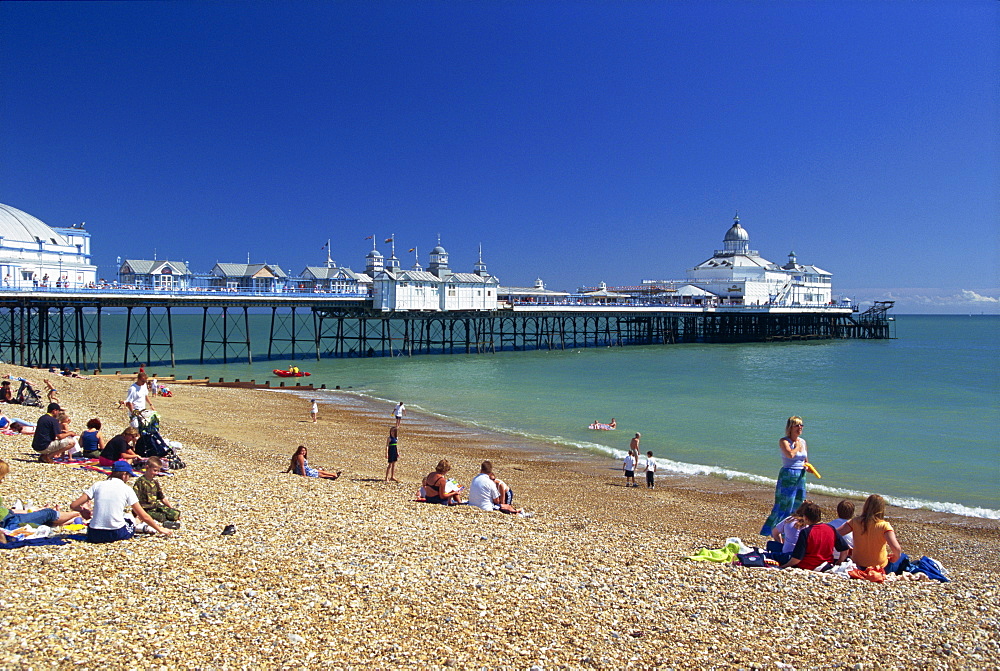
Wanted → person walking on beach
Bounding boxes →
[44,379,58,404]
[761,416,809,536]
[125,371,155,428]
[644,451,657,488]
[392,401,405,428]
[623,451,637,487]
[310,399,319,423]
[385,426,400,482]
[628,433,641,473]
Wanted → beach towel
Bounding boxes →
[0,534,86,549]
[760,467,806,536]
[686,541,739,563]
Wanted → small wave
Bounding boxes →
[301,387,1000,520]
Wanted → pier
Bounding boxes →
[0,289,893,370]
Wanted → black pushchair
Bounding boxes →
[134,412,186,469]
[15,380,42,407]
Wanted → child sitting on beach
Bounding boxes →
[829,499,855,560]
[766,501,811,565]
[133,457,181,529]
[837,494,903,570]
[779,500,849,571]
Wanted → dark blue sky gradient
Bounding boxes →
[1,2,996,310]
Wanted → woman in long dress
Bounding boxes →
[761,416,809,536]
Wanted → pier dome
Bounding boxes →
[0,203,69,245]
[722,213,750,255]
[724,215,749,243]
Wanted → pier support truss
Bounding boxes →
[311,308,888,358]
[200,306,252,365]
[0,294,893,369]
[124,306,175,368]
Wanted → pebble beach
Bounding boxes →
[0,367,998,670]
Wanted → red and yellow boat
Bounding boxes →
[273,369,310,377]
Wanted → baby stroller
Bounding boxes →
[15,380,42,407]
[134,411,186,470]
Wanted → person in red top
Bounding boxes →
[781,501,849,571]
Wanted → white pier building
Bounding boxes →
[373,241,499,311]
[685,214,832,306]
[0,203,97,288]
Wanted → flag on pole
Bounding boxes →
[408,248,415,253]
[384,237,394,243]
[321,242,328,250]
[364,235,373,240]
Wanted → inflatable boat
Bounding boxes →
[273,369,311,377]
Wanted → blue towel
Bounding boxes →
[0,533,86,549]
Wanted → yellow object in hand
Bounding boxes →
[805,462,822,478]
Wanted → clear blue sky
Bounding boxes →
[1,1,996,312]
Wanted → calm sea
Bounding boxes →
[105,314,1000,518]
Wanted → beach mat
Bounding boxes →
[0,533,87,549]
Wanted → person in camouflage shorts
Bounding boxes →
[133,456,181,527]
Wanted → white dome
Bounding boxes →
[366,248,383,259]
[0,203,68,244]
[724,221,749,242]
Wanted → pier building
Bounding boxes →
[685,214,832,306]
[209,263,288,292]
[0,203,96,289]
[119,259,192,290]
[372,240,500,312]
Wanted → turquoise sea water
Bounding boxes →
[116,314,1000,517]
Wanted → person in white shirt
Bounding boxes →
[70,460,172,543]
[468,461,522,514]
[392,402,405,428]
[125,371,155,428]
[623,453,637,487]
[644,451,657,488]
[310,399,319,423]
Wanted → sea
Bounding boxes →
[100,314,1000,519]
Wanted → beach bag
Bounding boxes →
[885,553,910,575]
[737,548,767,567]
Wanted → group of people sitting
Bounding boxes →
[421,459,524,514]
[0,369,182,546]
[1,454,179,545]
[766,494,902,572]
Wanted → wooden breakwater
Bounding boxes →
[83,371,332,391]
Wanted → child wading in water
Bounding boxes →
[385,426,399,482]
